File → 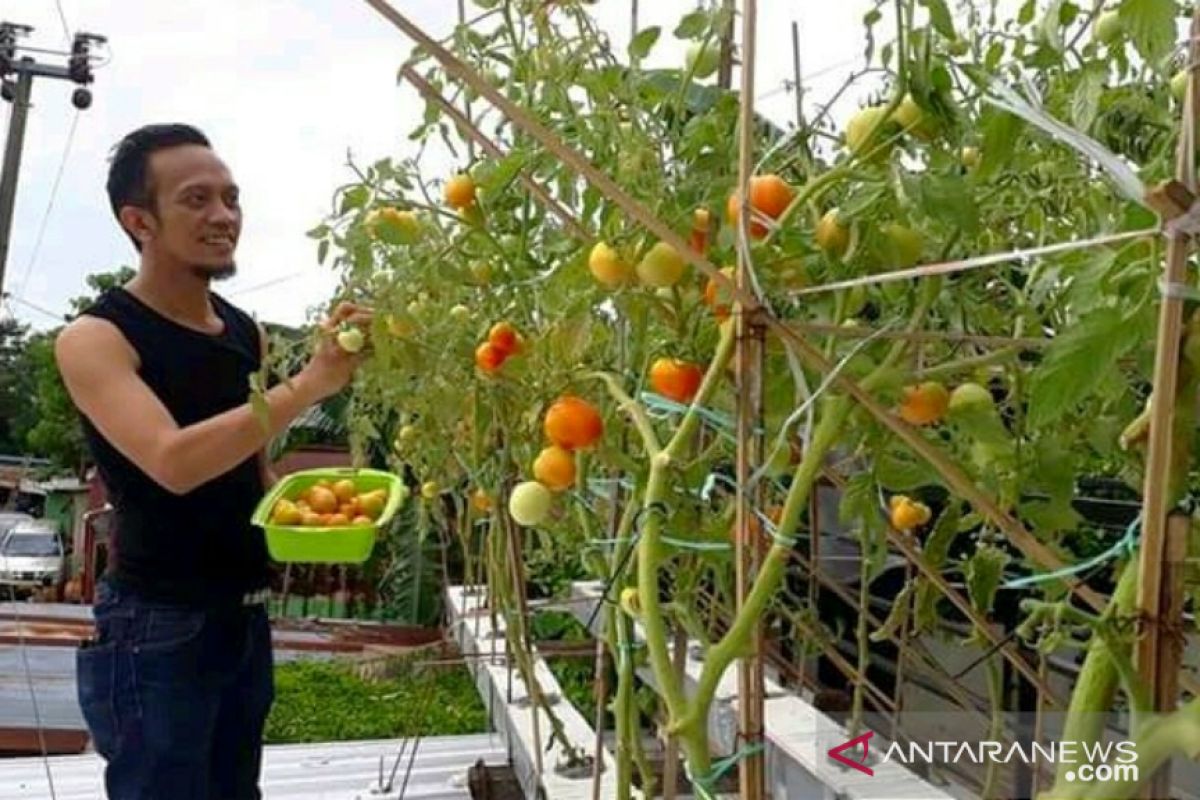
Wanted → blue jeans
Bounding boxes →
[76,581,275,800]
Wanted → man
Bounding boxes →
[55,123,368,799]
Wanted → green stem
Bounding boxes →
[682,396,853,735]
[851,538,871,736]
[1047,562,1138,795]
[917,346,1019,382]
[665,320,737,459]
[981,657,1004,799]
[1043,697,1200,800]
[611,602,634,800]
[590,371,662,456]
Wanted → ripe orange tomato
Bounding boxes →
[533,445,577,492]
[544,395,603,450]
[703,266,737,321]
[471,488,493,513]
[333,479,356,503]
[726,174,794,238]
[475,342,506,373]
[898,382,950,426]
[889,496,932,530]
[444,173,477,209]
[327,513,351,527]
[487,322,521,357]
[649,358,704,404]
[308,486,338,514]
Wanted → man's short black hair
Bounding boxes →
[106,123,211,250]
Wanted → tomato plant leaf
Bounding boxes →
[965,545,1010,645]
[629,27,661,60]
[914,504,962,632]
[922,0,957,40]
[340,185,369,215]
[1119,0,1175,65]
[1039,0,1065,51]
[317,239,329,266]
[977,106,1024,181]
[674,11,708,39]
[875,451,940,491]
[870,581,914,642]
[915,173,979,233]
[839,472,877,526]
[1028,306,1142,427]
[1071,67,1104,131]
[1018,0,1036,25]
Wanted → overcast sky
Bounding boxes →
[2,0,881,332]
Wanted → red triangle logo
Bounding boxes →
[827,730,875,776]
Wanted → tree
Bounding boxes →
[0,317,31,454]
[12,266,137,474]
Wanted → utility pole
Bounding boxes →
[0,21,105,298]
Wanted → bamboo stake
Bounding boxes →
[733,1,766,795]
[1145,513,1190,798]
[791,21,804,130]
[1137,13,1200,798]
[590,631,608,800]
[457,0,473,162]
[784,547,994,731]
[717,0,736,91]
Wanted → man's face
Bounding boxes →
[135,144,242,280]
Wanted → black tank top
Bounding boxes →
[79,287,270,606]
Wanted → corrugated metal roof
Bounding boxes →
[1,733,508,799]
[0,645,85,733]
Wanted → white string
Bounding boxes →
[789,228,1156,298]
[7,583,58,800]
[749,322,895,488]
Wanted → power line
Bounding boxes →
[2,292,69,323]
[53,0,71,44]
[227,270,308,297]
[13,109,80,303]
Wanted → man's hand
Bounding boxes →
[297,302,373,401]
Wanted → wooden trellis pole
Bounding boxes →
[1136,8,1200,799]
[733,0,767,794]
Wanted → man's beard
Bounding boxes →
[191,262,237,282]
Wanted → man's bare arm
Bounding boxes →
[56,305,367,495]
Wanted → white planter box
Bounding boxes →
[446,585,644,800]
[566,581,961,800]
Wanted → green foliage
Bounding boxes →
[264,658,486,744]
[376,500,443,626]
[0,318,31,455]
[21,333,86,472]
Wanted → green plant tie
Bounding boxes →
[639,391,766,440]
[1002,516,1141,590]
[688,742,767,799]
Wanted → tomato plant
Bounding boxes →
[297,0,1200,795]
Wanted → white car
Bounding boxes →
[0,519,65,592]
